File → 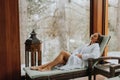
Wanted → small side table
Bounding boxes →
[104,76,120,80]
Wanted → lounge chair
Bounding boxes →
[23,35,111,80]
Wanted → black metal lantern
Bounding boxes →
[25,30,42,67]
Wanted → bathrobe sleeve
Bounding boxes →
[81,43,100,60]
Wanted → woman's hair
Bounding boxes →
[96,33,103,45]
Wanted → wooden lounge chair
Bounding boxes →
[23,35,111,80]
[88,35,120,80]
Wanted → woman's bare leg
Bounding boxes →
[40,51,71,71]
[31,51,71,71]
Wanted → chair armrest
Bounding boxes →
[88,58,96,68]
[110,64,120,70]
[92,57,120,63]
[88,58,100,69]
[88,57,120,69]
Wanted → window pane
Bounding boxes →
[65,0,90,53]
[19,0,90,65]
[108,0,120,57]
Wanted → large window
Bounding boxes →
[108,0,120,54]
[19,0,90,65]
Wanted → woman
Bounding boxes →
[31,33,103,71]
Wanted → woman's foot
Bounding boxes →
[30,66,38,70]
[40,66,52,71]
[30,66,42,70]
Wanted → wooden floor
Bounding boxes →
[70,75,107,80]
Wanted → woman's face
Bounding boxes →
[90,33,99,43]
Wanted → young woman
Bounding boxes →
[31,33,103,71]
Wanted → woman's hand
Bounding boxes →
[75,54,82,59]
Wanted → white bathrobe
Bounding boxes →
[59,43,100,70]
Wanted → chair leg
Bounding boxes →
[88,74,92,80]
[94,74,96,80]
[21,75,25,80]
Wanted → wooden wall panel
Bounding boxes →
[0,0,20,80]
[105,0,108,35]
[0,1,7,80]
[90,0,108,34]
[90,0,103,34]
[103,0,109,56]
[96,0,103,33]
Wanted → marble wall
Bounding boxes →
[19,0,90,64]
